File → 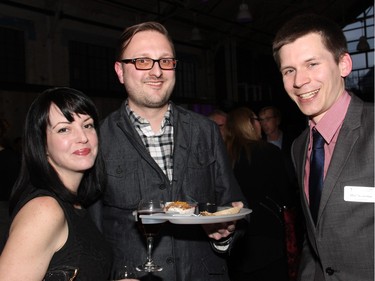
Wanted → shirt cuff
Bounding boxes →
[211,236,233,253]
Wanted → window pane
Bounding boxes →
[343,5,373,101]
[345,29,360,41]
[368,52,374,67]
[351,53,367,69]
[347,41,357,53]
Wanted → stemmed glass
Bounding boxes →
[43,266,79,281]
[136,199,165,272]
[112,265,136,280]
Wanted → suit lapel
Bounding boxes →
[297,131,309,205]
[292,129,315,224]
[317,96,362,224]
[170,107,191,200]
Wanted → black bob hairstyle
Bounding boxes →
[10,87,105,215]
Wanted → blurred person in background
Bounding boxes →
[208,109,228,140]
[258,106,304,275]
[225,107,294,281]
[258,105,294,153]
[258,105,299,184]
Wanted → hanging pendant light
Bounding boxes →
[357,36,370,52]
[191,12,203,41]
[237,1,252,23]
[191,26,203,41]
[356,19,370,52]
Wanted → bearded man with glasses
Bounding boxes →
[90,21,246,281]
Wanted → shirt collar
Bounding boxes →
[125,99,173,128]
[309,90,351,144]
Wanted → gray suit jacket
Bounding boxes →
[292,94,374,281]
[91,102,245,281]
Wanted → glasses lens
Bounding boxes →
[132,58,176,70]
[160,59,176,69]
[135,58,153,70]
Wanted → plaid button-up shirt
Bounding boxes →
[126,101,174,182]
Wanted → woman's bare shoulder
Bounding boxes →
[14,196,65,225]
[0,196,69,280]
[9,196,67,250]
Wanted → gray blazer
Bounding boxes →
[91,102,245,281]
[292,94,374,281]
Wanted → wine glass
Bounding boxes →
[43,266,79,281]
[136,199,165,272]
[112,265,137,280]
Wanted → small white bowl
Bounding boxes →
[165,202,196,215]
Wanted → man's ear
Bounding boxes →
[339,53,352,78]
[114,61,125,84]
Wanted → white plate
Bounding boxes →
[140,208,252,225]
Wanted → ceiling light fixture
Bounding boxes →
[357,36,370,52]
[237,1,252,23]
[191,26,203,41]
[356,20,370,52]
[191,12,203,42]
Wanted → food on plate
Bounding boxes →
[200,206,241,216]
[198,202,217,213]
[165,201,196,214]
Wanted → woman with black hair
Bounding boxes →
[0,87,114,280]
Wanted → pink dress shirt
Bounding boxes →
[304,91,352,202]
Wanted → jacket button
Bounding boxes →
[166,257,174,264]
[325,267,335,275]
[115,166,123,174]
[159,184,166,190]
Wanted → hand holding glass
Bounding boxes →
[136,200,165,272]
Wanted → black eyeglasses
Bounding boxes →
[119,58,177,70]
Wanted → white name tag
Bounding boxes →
[344,186,375,203]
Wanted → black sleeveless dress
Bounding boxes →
[12,190,112,281]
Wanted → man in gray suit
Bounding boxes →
[272,14,374,281]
